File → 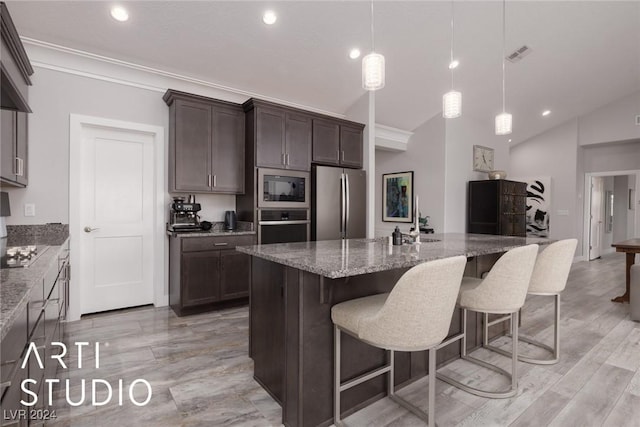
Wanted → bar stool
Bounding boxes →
[484,239,578,364]
[331,255,467,426]
[436,244,539,398]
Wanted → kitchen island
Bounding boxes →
[236,233,550,427]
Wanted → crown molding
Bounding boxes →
[21,37,346,119]
[375,124,414,152]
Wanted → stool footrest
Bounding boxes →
[486,335,558,365]
[437,366,517,399]
[340,364,391,392]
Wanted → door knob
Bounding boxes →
[84,226,99,233]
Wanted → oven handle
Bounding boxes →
[259,220,310,226]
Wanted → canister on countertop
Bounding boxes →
[392,226,402,246]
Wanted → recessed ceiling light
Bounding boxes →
[448,59,459,69]
[542,110,551,116]
[349,49,361,59]
[110,6,129,22]
[263,10,277,25]
[508,139,512,143]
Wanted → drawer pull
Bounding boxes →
[0,359,16,366]
[0,380,11,389]
[214,242,228,246]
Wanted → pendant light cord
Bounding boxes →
[370,1,375,52]
[502,0,506,113]
[450,0,455,88]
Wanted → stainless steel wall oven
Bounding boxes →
[258,209,310,244]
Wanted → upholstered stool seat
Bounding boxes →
[484,239,578,364]
[332,255,467,426]
[436,244,539,399]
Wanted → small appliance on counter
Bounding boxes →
[168,195,202,232]
[224,210,237,231]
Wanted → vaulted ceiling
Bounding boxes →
[7,1,640,143]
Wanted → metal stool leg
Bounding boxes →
[334,325,342,426]
[485,294,561,365]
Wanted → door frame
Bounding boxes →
[69,114,167,321]
[583,170,640,263]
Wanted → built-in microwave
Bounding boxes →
[257,168,310,209]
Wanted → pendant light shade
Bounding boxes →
[495,0,512,135]
[443,0,461,119]
[362,1,384,91]
[443,90,462,118]
[362,52,385,90]
[495,112,512,135]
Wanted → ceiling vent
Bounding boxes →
[636,115,640,125]
[506,45,532,63]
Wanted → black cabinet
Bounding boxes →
[311,118,364,169]
[468,179,527,237]
[169,234,255,316]
[246,99,312,172]
[164,90,245,194]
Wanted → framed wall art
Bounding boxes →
[382,171,413,223]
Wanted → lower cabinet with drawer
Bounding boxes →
[0,243,69,426]
[169,234,255,316]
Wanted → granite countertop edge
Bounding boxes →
[235,234,554,279]
[0,238,69,341]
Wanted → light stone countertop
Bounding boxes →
[235,233,553,279]
[0,239,69,341]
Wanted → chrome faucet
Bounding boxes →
[401,228,421,245]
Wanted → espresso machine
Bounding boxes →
[168,195,202,232]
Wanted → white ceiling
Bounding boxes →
[7,1,640,144]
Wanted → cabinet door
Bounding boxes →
[15,112,27,186]
[181,251,220,307]
[219,250,251,300]
[311,118,340,165]
[256,107,285,169]
[1,109,16,183]
[212,106,245,194]
[339,125,363,169]
[284,113,311,171]
[172,99,211,192]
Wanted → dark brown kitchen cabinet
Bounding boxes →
[311,118,364,169]
[1,3,33,189]
[0,104,28,187]
[181,251,221,306]
[164,89,245,194]
[339,124,364,168]
[468,179,527,237]
[169,234,255,316]
[246,99,312,172]
[1,243,69,426]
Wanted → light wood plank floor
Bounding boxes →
[47,253,639,426]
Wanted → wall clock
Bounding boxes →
[473,145,494,172]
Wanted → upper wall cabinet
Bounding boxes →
[1,3,33,188]
[164,90,245,194]
[0,3,33,113]
[312,118,364,169]
[244,99,312,172]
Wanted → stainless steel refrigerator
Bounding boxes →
[312,165,366,240]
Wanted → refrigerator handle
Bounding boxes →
[340,173,346,238]
[345,172,350,238]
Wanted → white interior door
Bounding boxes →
[589,176,604,260]
[78,125,155,314]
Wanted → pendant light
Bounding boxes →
[495,0,512,135]
[443,0,461,118]
[362,1,385,90]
